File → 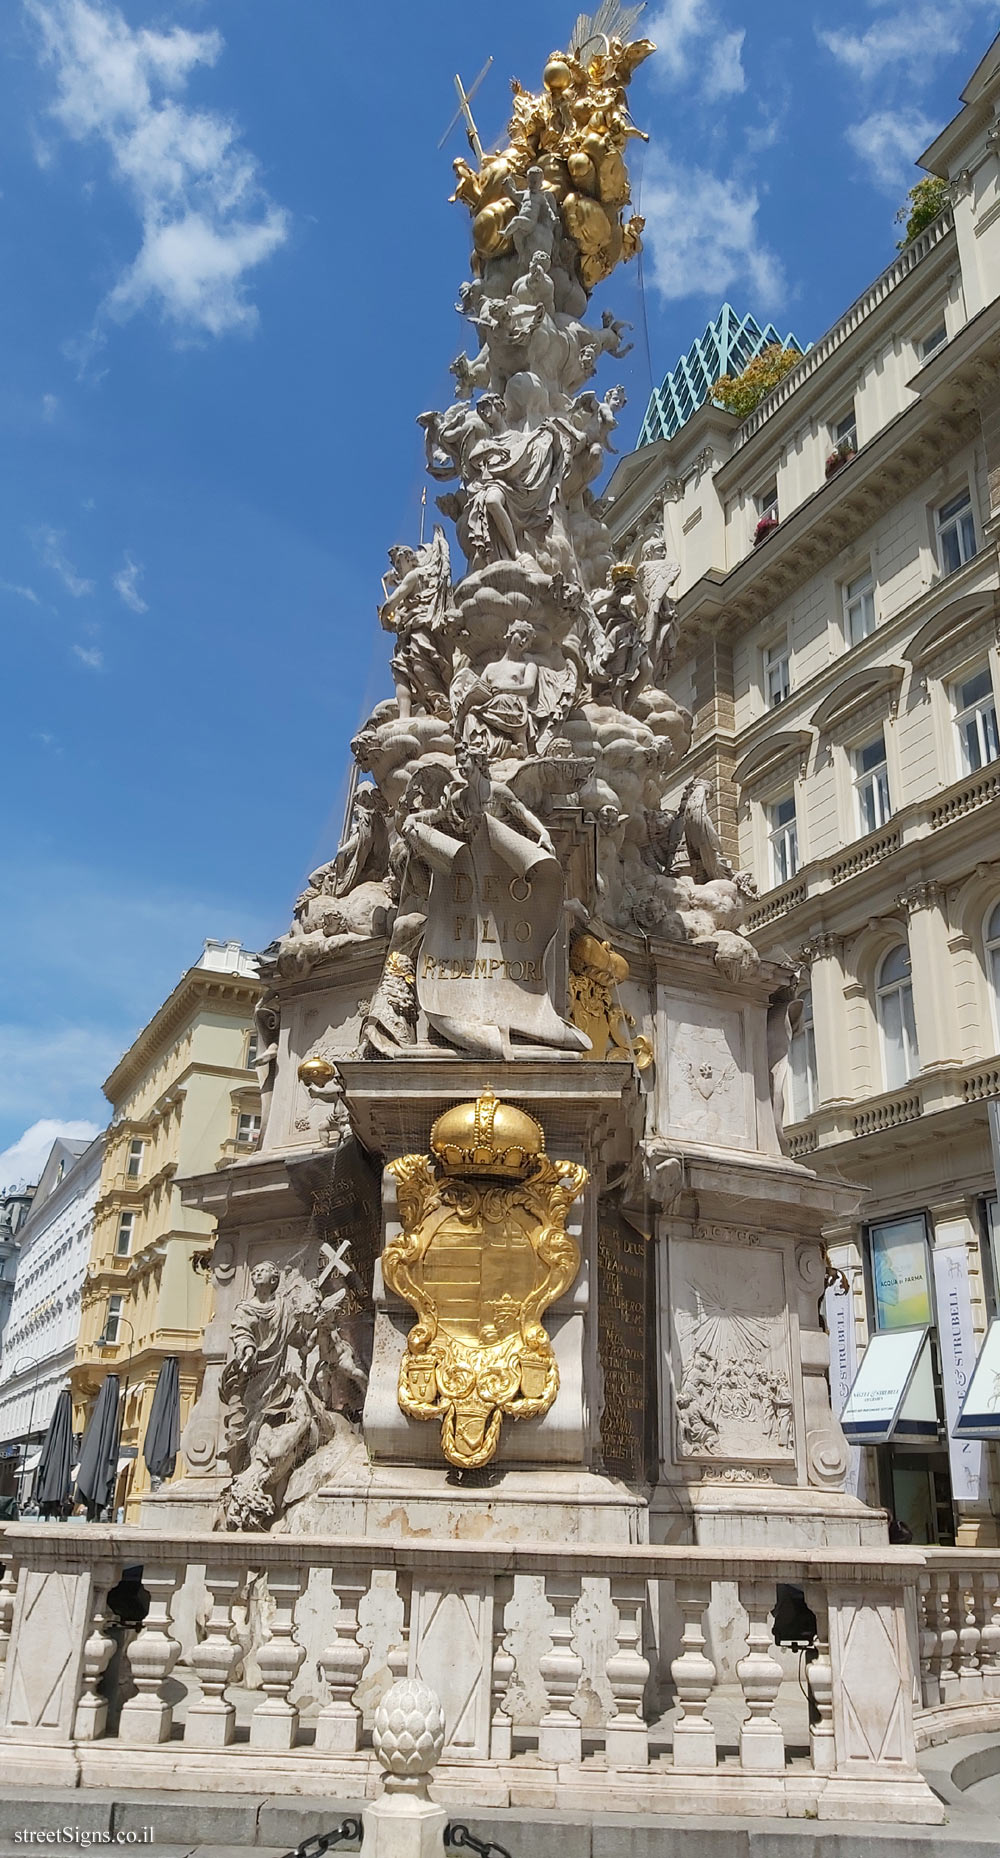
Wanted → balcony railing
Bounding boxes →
[0,1525,975,1821]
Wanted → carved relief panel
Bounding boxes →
[668,1236,794,1465]
[658,993,755,1149]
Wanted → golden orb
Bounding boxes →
[543,56,573,93]
[298,1056,337,1089]
[430,1089,545,1179]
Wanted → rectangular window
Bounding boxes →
[844,569,876,645]
[236,1112,261,1146]
[764,639,790,707]
[954,665,1000,774]
[115,1212,134,1258]
[833,406,857,450]
[921,321,947,360]
[854,733,891,834]
[768,794,798,886]
[757,480,779,523]
[936,489,977,576]
[869,1216,933,1332]
[125,1138,144,1180]
[103,1294,124,1346]
[245,1033,259,1069]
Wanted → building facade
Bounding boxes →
[604,39,1000,1545]
[0,1183,35,1361]
[0,1137,103,1503]
[72,938,260,1521]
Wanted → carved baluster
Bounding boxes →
[185,1561,245,1747]
[250,1567,305,1750]
[928,1570,959,1705]
[803,1587,834,1775]
[0,1556,18,1675]
[918,1575,937,1709]
[978,1572,1000,1700]
[386,1569,410,1684]
[957,1573,983,1702]
[669,1580,716,1771]
[736,1582,785,1775]
[315,1573,367,1753]
[74,1561,118,1741]
[604,1575,649,1768]
[120,1564,181,1743]
[537,1574,582,1763]
[490,1575,515,1762]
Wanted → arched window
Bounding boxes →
[984,902,1000,1049]
[787,988,818,1123]
[876,943,919,1089]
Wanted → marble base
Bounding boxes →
[280,1443,649,1544]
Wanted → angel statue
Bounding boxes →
[378,525,454,719]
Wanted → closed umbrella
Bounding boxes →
[142,1357,180,1486]
[75,1375,121,1519]
[36,1388,74,1514]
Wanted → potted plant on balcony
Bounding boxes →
[825,437,856,479]
[754,513,779,545]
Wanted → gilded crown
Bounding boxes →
[610,561,637,583]
[430,1090,545,1180]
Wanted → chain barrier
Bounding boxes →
[445,1822,513,1858]
[280,1816,363,1858]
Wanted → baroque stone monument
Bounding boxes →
[156,11,876,1577]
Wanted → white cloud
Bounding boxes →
[648,0,746,99]
[0,580,41,605]
[641,152,785,307]
[0,1117,101,1189]
[704,29,746,101]
[113,552,147,612]
[820,4,991,86]
[27,0,290,339]
[33,524,94,596]
[72,642,103,668]
[41,392,59,420]
[845,109,936,191]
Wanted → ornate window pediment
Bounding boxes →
[734,728,812,791]
[906,594,995,672]
[810,664,904,737]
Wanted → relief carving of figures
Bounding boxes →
[673,1248,794,1463]
[218,1255,367,1531]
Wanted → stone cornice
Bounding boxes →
[102,967,260,1107]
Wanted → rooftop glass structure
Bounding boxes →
[637,304,804,445]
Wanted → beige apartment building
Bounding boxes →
[603,39,1000,1545]
[72,939,260,1520]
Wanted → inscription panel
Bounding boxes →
[597,1203,654,1482]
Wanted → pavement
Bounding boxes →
[0,1732,997,1858]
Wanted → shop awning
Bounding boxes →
[840,1326,939,1445]
[954,1318,1000,1440]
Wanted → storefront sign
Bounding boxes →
[841,1327,936,1444]
[932,1238,985,1498]
[955,1317,1000,1440]
[870,1217,933,1330]
[823,1279,863,1498]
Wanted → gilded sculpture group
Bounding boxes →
[215,21,764,1512]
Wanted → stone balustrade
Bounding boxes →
[0,1525,986,1821]
[917,1549,1000,1746]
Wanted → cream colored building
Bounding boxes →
[603,39,1000,1545]
[72,939,260,1520]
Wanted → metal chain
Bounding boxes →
[280,1816,363,1858]
[445,1822,513,1858]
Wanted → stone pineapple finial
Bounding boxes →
[373,1678,446,1793]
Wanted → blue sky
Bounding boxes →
[1,0,995,1179]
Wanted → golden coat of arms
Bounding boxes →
[384,1090,587,1469]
